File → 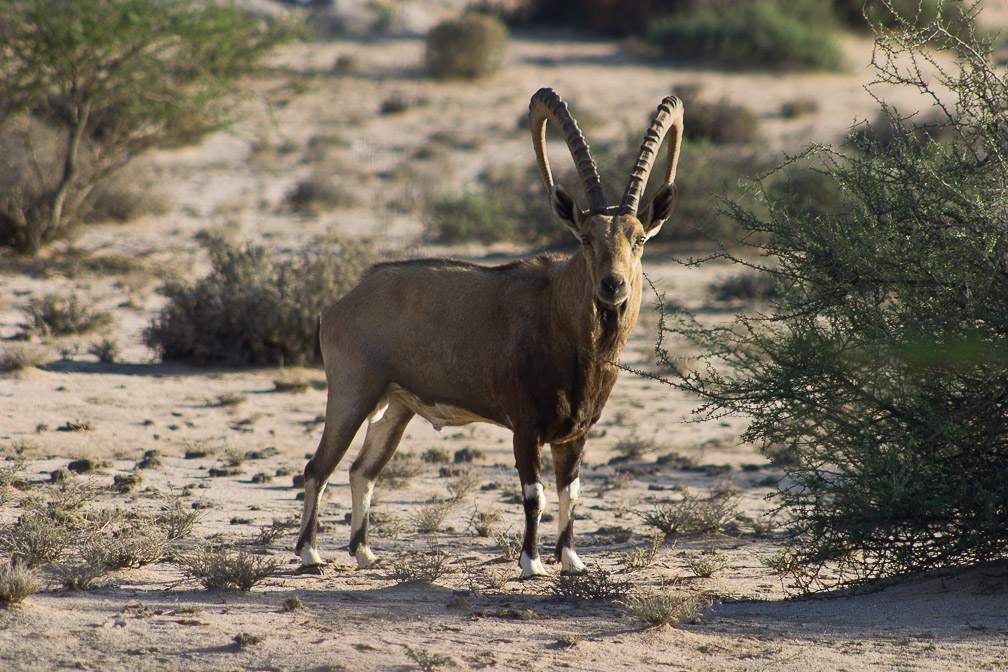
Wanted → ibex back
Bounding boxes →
[296,88,684,577]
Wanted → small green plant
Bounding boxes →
[425,13,507,81]
[404,645,451,672]
[622,589,710,628]
[0,560,43,605]
[641,491,740,536]
[179,546,280,591]
[682,550,729,578]
[649,0,843,71]
[551,568,632,600]
[20,295,114,337]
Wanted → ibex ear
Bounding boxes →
[549,185,584,235]
[639,183,678,240]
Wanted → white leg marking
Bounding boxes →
[523,482,545,520]
[300,545,324,566]
[519,551,548,577]
[349,469,377,566]
[368,398,389,423]
[557,477,580,531]
[349,470,375,533]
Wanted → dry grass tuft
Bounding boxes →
[622,589,711,629]
[388,544,451,585]
[642,490,740,536]
[0,344,49,373]
[0,560,43,605]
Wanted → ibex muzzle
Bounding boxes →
[295,88,684,577]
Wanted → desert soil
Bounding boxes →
[1,3,1007,671]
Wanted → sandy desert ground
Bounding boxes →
[1,3,1008,670]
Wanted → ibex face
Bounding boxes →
[550,184,678,308]
[529,88,683,308]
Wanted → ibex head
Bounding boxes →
[529,88,683,308]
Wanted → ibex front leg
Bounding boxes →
[551,438,587,573]
[514,427,547,577]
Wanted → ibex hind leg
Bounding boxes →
[295,386,380,568]
[348,399,414,568]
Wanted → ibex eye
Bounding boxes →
[635,236,646,248]
[581,236,592,247]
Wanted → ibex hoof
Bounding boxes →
[560,548,587,574]
[519,551,548,578]
[355,546,378,569]
[299,546,325,567]
[295,563,326,576]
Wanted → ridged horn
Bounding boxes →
[528,88,608,213]
[619,96,684,215]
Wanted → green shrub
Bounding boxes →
[505,0,690,36]
[426,13,507,81]
[425,192,516,244]
[649,0,843,71]
[686,100,762,145]
[0,0,290,255]
[662,5,1008,591]
[145,235,376,366]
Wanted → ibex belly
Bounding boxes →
[371,385,498,431]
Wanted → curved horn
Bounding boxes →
[528,88,608,213]
[619,96,684,215]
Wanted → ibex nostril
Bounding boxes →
[600,274,627,299]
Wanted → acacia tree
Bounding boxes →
[0,0,290,255]
[660,1,1008,591]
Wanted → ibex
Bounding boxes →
[295,88,684,577]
